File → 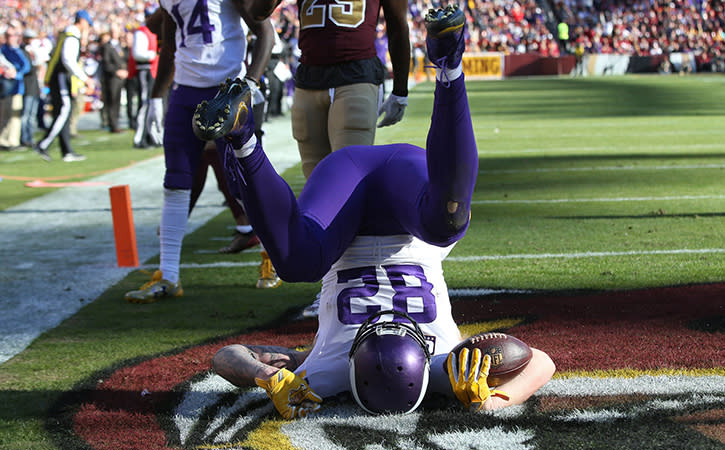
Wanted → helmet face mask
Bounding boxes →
[348,310,431,414]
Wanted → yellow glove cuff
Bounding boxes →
[447,348,510,410]
[255,369,322,419]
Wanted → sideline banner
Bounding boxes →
[669,52,697,73]
[411,52,504,81]
[582,54,631,76]
[462,52,504,79]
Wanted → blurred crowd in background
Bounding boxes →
[557,0,725,71]
[0,0,723,151]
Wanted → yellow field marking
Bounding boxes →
[554,367,725,379]
[457,318,527,338]
[238,419,296,450]
[194,419,296,450]
[454,320,725,379]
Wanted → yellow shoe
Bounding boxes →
[125,270,183,304]
[256,251,282,289]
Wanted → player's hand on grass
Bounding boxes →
[447,348,509,411]
[255,369,322,419]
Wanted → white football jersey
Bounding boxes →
[160,0,247,87]
[296,235,462,398]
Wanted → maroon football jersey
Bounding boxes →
[297,0,381,65]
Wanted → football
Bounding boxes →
[446,332,533,386]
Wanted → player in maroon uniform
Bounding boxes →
[290,0,411,313]
[293,0,410,177]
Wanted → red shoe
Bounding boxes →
[218,231,260,254]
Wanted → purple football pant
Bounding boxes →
[163,84,222,189]
[234,76,477,282]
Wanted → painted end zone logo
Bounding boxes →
[61,284,725,449]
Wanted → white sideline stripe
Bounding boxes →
[481,163,725,175]
[0,115,300,365]
[164,261,260,269]
[540,375,725,396]
[448,288,532,296]
[473,194,725,204]
[134,247,725,271]
[448,248,725,262]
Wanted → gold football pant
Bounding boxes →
[291,83,380,178]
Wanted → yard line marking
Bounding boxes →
[447,248,725,262]
[473,195,725,204]
[541,375,725,396]
[448,288,532,296]
[478,143,724,155]
[481,163,725,175]
[0,116,300,365]
[145,261,261,269]
[149,248,725,271]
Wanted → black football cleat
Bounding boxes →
[192,78,252,141]
[425,4,466,71]
[33,144,52,162]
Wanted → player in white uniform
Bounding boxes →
[125,0,275,303]
[210,5,554,419]
[297,235,463,398]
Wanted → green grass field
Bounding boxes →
[0,74,724,448]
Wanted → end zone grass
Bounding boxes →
[1,74,724,448]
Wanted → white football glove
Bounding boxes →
[245,77,266,107]
[377,93,408,128]
[146,97,164,146]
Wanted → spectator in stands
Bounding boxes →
[123,25,139,131]
[98,22,128,133]
[20,28,42,148]
[130,8,160,149]
[557,19,569,53]
[0,22,31,151]
[555,0,724,71]
[2,0,721,113]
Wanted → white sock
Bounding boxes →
[236,224,253,234]
[233,134,257,159]
[436,62,463,83]
[159,188,190,284]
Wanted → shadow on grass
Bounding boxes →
[462,76,725,119]
[548,212,725,219]
[473,153,725,198]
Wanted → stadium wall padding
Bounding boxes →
[410,53,690,79]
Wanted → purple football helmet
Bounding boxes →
[348,310,431,414]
